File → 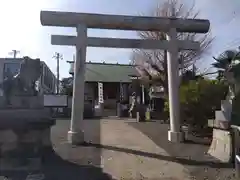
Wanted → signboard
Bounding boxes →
[98,82,104,103]
[44,94,68,107]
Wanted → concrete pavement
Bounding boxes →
[99,120,190,179]
[51,119,192,179]
[2,119,235,179]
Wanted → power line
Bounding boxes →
[53,52,63,94]
[222,38,240,50]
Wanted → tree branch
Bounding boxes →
[131,0,214,94]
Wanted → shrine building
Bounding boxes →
[67,61,140,116]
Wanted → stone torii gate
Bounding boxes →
[40,11,210,144]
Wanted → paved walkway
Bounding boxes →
[19,119,233,180]
[99,120,189,179]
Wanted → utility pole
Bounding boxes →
[53,52,63,94]
[8,50,20,58]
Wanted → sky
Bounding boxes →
[0,0,240,78]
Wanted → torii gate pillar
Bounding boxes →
[166,28,182,142]
[67,24,87,144]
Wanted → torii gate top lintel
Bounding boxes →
[40,10,210,33]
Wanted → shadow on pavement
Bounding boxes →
[41,149,115,180]
[1,148,115,180]
[184,139,211,146]
[82,142,231,169]
[127,122,212,160]
[127,122,235,180]
[1,118,114,180]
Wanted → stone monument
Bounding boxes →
[227,62,240,126]
[208,59,240,162]
[0,57,55,177]
[213,61,240,128]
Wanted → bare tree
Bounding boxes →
[132,0,214,97]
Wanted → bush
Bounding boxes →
[164,79,228,128]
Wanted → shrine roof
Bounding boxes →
[69,62,140,83]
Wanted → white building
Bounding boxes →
[0,58,57,96]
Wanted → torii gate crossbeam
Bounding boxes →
[40,11,209,33]
[51,35,200,50]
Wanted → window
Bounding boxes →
[3,63,20,79]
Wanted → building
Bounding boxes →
[68,61,140,115]
[0,58,57,96]
[38,61,57,94]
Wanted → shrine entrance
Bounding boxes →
[40,10,210,144]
